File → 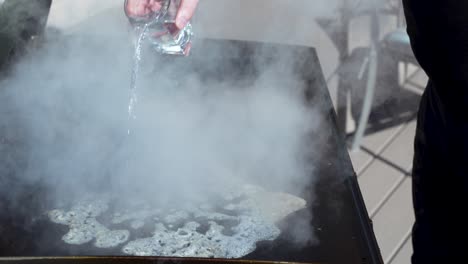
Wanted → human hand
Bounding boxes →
[125,0,199,30]
[174,0,199,30]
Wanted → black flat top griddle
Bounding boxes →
[0,37,383,264]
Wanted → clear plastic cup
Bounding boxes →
[124,0,193,56]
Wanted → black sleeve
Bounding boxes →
[403,0,468,121]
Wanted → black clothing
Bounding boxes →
[403,1,468,262]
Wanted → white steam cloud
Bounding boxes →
[0,0,345,253]
[1,31,321,203]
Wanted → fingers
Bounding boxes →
[125,0,147,17]
[125,0,155,17]
[175,0,199,29]
[126,0,199,28]
[148,0,163,13]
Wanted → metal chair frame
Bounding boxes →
[318,0,413,151]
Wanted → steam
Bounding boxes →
[0,0,341,252]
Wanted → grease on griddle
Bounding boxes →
[47,183,306,258]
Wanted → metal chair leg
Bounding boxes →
[351,42,378,152]
[351,7,380,152]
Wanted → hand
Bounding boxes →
[174,0,199,30]
[125,0,199,30]
[125,0,162,17]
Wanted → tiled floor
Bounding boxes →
[346,69,428,263]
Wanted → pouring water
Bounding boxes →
[125,0,193,135]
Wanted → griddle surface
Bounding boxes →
[0,38,382,264]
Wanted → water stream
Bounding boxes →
[128,24,151,135]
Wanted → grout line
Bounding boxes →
[404,67,423,82]
[402,66,426,94]
[356,123,408,178]
[369,163,413,219]
[360,146,410,176]
[386,227,413,264]
[403,82,425,96]
[369,172,408,219]
[355,155,375,176]
[404,80,426,93]
[369,175,405,219]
